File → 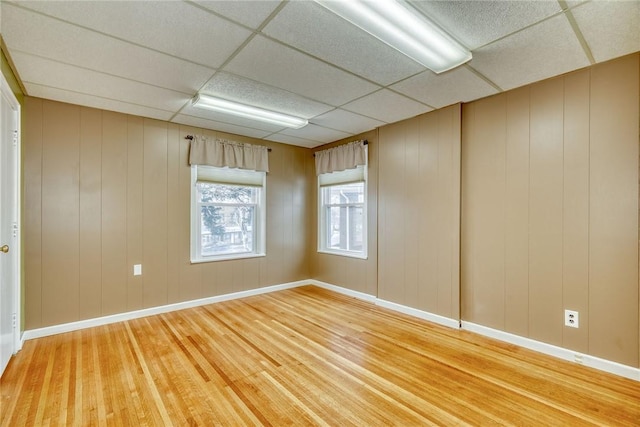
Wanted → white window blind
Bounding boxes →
[196,166,265,187]
[318,165,365,187]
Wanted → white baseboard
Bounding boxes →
[21,279,639,382]
[376,298,461,329]
[22,280,310,341]
[308,281,461,330]
[462,321,640,382]
[309,280,377,303]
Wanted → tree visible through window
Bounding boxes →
[198,183,257,256]
[191,165,265,262]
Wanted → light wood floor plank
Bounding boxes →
[2,285,639,426]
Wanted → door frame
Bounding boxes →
[1,68,22,355]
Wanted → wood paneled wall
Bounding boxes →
[309,130,378,297]
[20,54,640,369]
[461,54,639,367]
[23,97,311,329]
[377,104,461,320]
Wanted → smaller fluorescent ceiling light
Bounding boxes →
[315,0,471,74]
[192,94,309,129]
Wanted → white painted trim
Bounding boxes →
[376,298,461,329]
[310,280,461,330]
[23,280,310,340]
[0,70,22,355]
[462,321,640,382]
[20,277,640,382]
[317,157,368,260]
[308,280,377,303]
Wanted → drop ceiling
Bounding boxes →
[2,0,639,148]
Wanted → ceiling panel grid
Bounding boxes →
[2,0,638,147]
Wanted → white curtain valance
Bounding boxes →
[189,136,269,172]
[315,140,367,176]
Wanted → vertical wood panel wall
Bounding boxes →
[309,129,378,297]
[21,53,640,369]
[461,54,639,367]
[23,98,311,329]
[377,104,461,319]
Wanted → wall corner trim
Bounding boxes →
[462,321,640,382]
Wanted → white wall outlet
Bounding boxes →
[564,309,579,328]
[133,264,142,276]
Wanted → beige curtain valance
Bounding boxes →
[315,140,367,176]
[189,136,269,172]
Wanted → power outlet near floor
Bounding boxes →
[564,310,579,328]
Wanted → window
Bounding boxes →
[318,165,367,258]
[191,165,266,262]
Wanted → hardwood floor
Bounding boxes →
[2,285,639,426]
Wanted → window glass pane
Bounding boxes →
[197,183,258,204]
[318,170,366,258]
[200,204,255,257]
[323,182,364,204]
[326,205,363,252]
[191,166,265,263]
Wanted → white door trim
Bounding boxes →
[0,69,22,357]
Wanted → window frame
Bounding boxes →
[190,165,266,263]
[317,165,368,259]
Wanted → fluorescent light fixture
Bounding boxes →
[191,94,308,129]
[314,0,471,74]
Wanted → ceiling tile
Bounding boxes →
[24,83,173,122]
[572,1,640,63]
[201,72,333,118]
[2,4,215,94]
[224,35,380,106]
[172,115,273,140]
[264,133,321,149]
[193,0,282,29]
[311,109,384,134]
[13,1,252,68]
[181,103,289,133]
[262,1,425,85]
[280,123,351,144]
[391,66,498,109]
[565,1,590,8]
[342,89,431,123]
[469,13,590,91]
[3,0,636,149]
[13,52,190,112]
[410,0,562,50]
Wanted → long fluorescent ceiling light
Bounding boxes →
[192,94,309,129]
[314,0,471,74]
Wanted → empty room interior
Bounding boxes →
[1,0,640,425]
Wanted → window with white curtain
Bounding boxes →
[191,165,266,263]
[318,165,367,259]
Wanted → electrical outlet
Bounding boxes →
[133,264,142,276]
[564,310,579,328]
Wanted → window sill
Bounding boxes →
[317,249,368,260]
[191,253,266,264]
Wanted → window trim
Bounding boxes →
[317,165,368,259]
[190,165,266,263]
